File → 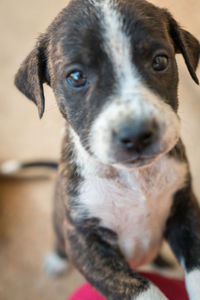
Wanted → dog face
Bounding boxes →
[15,0,200,168]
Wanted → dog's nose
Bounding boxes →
[113,120,158,153]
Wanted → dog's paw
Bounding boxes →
[185,269,200,300]
[44,252,68,277]
[136,284,168,300]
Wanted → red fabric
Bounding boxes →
[68,272,188,300]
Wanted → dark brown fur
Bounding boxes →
[15,0,200,299]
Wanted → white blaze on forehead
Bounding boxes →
[99,0,135,79]
[90,0,140,85]
[92,0,173,118]
[98,0,144,98]
[90,0,150,121]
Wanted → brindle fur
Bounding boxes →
[15,0,200,299]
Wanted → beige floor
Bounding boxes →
[0,1,200,300]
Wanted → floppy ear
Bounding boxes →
[15,35,49,118]
[164,11,200,85]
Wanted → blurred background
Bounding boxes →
[0,0,199,299]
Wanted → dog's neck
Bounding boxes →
[67,126,188,267]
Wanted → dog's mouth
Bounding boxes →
[114,154,159,168]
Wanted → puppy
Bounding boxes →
[15,0,200,299]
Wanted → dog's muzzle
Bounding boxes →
[110,118,160,166]
[113,119,158,153]
[90,94,180,168]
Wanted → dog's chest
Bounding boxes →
[78,156,187,268]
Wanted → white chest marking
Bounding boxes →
[76,151,187,268]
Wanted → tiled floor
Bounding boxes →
[0,1,200,299]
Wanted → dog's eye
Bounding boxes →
[152,55,169,72]
[66,70,88,88]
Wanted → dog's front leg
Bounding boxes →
[165,184,200,300]
[65,219,168,300]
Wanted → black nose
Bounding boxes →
[113,120,158,153]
